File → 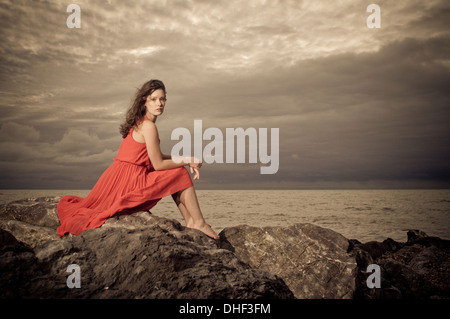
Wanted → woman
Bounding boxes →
[57,79,219,239]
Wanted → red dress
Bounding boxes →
[56,118,193,237]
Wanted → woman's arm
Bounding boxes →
[140,120,186,170]
[140,121,202,179]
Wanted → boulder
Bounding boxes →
[1,197,449,299]
[218,223,357,299]
[0,197,60,248]
[349,230,450,299]
[0,198,293,299]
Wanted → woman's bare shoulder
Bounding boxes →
[139,119,159,138]
[140,119,157,129]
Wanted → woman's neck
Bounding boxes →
[145,113,157,123]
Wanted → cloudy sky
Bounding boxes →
[0,0,449,190]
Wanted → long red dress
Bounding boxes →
[56,118,193,237]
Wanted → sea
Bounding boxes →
[0,189,449,243]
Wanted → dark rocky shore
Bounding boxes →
[0,197,448,299]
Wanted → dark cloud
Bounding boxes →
[0,0,449,189]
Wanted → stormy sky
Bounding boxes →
[0,0,449,189]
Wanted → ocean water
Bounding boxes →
[0,189,449,243]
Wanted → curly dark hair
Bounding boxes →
[119,79,167,138]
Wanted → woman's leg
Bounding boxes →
[171,192,193,227]
[171,186,218,239]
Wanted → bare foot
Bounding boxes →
[188,222,219,240]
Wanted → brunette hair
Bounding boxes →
[119,79,166,138]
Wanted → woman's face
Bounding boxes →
[144,89,166,118]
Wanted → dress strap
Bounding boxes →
[129,116,150,137]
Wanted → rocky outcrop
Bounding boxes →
[0,197,60,248]
[219,224,356,298]
[349,230,450,299]
[0,198,293,299]
[0,197,449,299]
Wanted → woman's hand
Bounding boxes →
[188,158,202,180]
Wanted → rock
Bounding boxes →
[1,197,449,299]
[0,197,60,228]
[0,228,46,298]
[349,230,450,299]
[0,198,293,299]
[218,223,357,299]
[0,197,60,248]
